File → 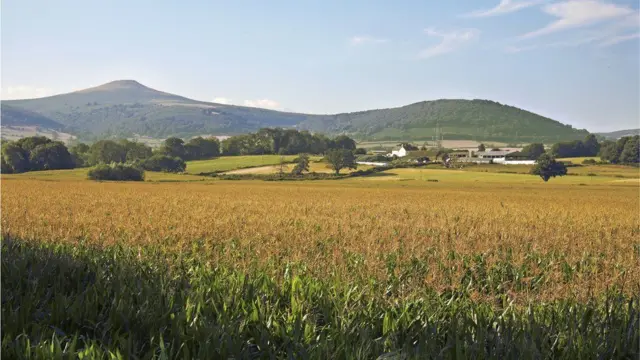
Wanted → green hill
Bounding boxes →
[2,80,590,142]
[1,104,64,129]
[597,129,639,140]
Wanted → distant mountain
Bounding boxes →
[1,103,64,129]
[597,129,639,140]
[2,80,590,142]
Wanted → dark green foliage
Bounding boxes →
[619,136,639,164]
[520,143,545,159]
[69,143,90,167]
[531,154,568,182]
[1,142,30,173]
[332,135,357,150]
[184,136,220,160]
[2,239,638,359]
[551,134,600,158]
[158,137,186,158]
[87,163,145,181]
[119,140,153,162]
[28,142,74,171]
[325,149,357,175]
[1,136,75,172]
[354,148,367,155]
[291,154,310,175]
[88,140,127,165]
[599,136,640,164]
[477,143,486,152]
[582,159,597,165]
[399,143,419,151]
[138,155,186,173]
[221,129,355,156]
[1,156,12,173]
[15,136,52,153]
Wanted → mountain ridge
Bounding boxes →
[2,80,590,142]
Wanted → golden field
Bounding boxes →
[2,174,638,303]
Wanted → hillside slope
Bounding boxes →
[3,80,589,142]
[299,99,589,142]
[1,104,64,129]
[597,129,639,140]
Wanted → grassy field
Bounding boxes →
[186,155,323,174]
[224,161,372,175]
[1,161,639,358]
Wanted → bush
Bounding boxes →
[354,148,367,155]
[138,155,186,173]
[582,159,597,165]
[87,163,145,181]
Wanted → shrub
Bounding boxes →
[582,159,597,165]
[87,163,145,181]
[138,155,186,173]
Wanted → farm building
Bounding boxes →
[389,145,408,158]
[475,150,517,159]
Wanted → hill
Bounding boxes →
[597,129,639,140]
[1,103,64,129]
[2,80,590,142]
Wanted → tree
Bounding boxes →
[598,140,619,163]
[184,137,220,160]
[354,148,367,155]
[619,136,639,164]
[291,154,310,175]
[531,153,567,182]
[2,142,30,173]
[89,140,127,165]
[399,143,419,151]
[139,155,186,173]
[325,149,356,175]
[521,143,545,160]
[159,137,186,159]
[477,143,486,152]
[29,142,75,171]
[69,143,90,167]
[16,136,51,153]
[332,135,356,150]
[583,134,600,156]
[87,163,145,181]
[120,140,153,162]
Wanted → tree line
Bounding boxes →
[476,134,639,164]
[1,129,358,175]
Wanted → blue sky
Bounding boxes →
[1,0,639,132]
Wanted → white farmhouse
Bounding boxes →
[389,145,408,158]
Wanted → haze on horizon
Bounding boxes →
[1,0,639,132]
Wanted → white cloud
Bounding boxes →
[520,0,634,39]
[212,97,233,104]
[243,99,280,109]
[0,86,54,100]
[462,0,545,18]
[419,28,480,58]
[350,35,388,45]
[598,32,640,46]
[508,10,640,52]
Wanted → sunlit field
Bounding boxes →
[185,155,322,174]
[2,163,639,358]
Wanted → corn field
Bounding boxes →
[2,178,639,359]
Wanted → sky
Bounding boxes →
[1,0,639,132]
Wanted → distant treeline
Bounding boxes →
[1,129,358,174]
[547,134,638,164]
[221,128,356,155]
